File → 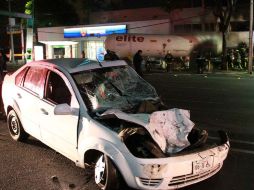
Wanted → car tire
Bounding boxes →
[94,153,120,190]
[7,110,29,141]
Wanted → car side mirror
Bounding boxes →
[54,103,73,115]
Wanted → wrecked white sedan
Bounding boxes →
[2,59,229,190]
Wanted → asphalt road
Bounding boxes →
[0,72,254,190]
[145,72,254,190]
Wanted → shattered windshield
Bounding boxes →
[72,66,158,112]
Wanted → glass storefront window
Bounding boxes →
[86,41,105,61]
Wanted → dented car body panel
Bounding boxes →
[100,108,196,154]
[2,58,230,190]
[118,140,229,189]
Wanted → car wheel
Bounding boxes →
[94,154,120,190]
[7,110,28,141]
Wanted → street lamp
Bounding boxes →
[7,0,15,64]
[249,0,253,74]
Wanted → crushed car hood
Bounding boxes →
[101,108,195,154]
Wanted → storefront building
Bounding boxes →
[38,1,250,61]
[38,25,125,61]
[37,19,170,61]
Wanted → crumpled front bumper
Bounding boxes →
[115,131,230,190]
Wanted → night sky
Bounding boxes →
[0,0,162,27]
[0,0,161,16]
[0,0,250,28]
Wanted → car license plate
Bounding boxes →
[193,156,214,174]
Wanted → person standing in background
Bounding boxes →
[81,50,86,58]
[110,51,119,60]
[0,50,5,115]
[0,51,5,78]
[104,49,112,61]
[234,50,242,69]
[133,50,143,77]
[0,50,7,71]
[164,51,173,72]
[196,52,205,74]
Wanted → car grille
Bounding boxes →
[168,164,221,187]
[139,177,163,187]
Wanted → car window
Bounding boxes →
[45,71,71,105]
[15,67,29,86]
[23,67,47,96]
[72,66,158,112]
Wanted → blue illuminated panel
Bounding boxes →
[64,25,126,38]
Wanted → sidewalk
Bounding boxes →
[195,69,254,78]
[5,61,254,78]
[145,68,254,78]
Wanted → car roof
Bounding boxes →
[27,58,127,73]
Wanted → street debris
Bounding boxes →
[51,175,59,183]
[51,175,77,190]
[68,183,76,189]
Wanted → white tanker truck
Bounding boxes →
[105,33,223,71]
[105,34,223,57]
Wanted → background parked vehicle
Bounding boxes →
[144,56,167,72]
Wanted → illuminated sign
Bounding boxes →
[116,35,144,42]
[64,25,126,38]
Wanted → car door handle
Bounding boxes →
[17,93,22,99]
[40,108,48,115]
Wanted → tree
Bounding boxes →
[33,0,78,27]
[25,0,33,15]
[24,0,33,28]
[66,0,88,24]
[213,0,237,70]
[66,0,124,24]
[159,0,175,13]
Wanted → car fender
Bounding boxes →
[77,137,125,167]
[77,137,139,187]
[6,98,26,130]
